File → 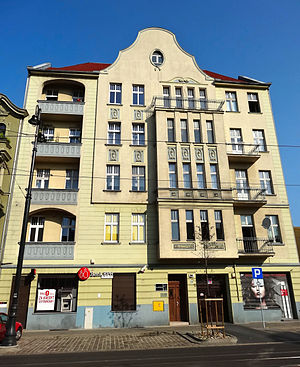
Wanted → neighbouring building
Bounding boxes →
[0,28,299,330]
[0,94,28,276]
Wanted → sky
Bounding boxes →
[1,0,300,223]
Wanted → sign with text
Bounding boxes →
[36,289,56,311]
[252,268,263,279]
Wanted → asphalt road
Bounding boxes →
[2,342,300,367]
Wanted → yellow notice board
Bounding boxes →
[153,301,164,311]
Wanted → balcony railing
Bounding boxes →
[37,143,81,158]
[38,100,84,115]
[31,189,78,205]
[24,242,75,260]
[227,144,260,163]
[237,238,274,255]
[232,188,266,203]
[153,96,224,112]
[158,188,233,201]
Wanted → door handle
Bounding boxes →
[176,301,179,306]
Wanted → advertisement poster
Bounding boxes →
[36,289,56,311]
[240,273,292,318]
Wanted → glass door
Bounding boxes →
[230,129,243,154]
[235,170,249,200]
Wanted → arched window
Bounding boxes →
[0,123,6,138]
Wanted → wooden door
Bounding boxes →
[9,276,31,328]
[168,280,181,321]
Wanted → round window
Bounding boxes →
[151,50,164,66]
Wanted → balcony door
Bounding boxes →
[241,215,257,252]
[230,129,243,154]
[235,170,249,199]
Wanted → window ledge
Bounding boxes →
[226,111,240,113]
[129,190,147,193]
[130,104,146,107]
[105,144,123,147]
[107,103,123,106]
[101,242,121,245]
[129,144,147,147]
[129,242,146,245]
[271,242,285,246]
[248,112,262,114]
[103,190,121,192]
[265,193,276,196]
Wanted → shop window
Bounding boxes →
[112,273,136,311]
[35,274,78,312]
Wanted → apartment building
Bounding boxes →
[0,28,299,329]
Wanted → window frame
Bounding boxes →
[65,169,79,189]
[61,217,76,242]
[132,166,145,191]
[109,83,122,104]
[132,123,145,146]
[171,210,180,241]
[46,89,58,101]
[104,213,119,243]
[36,169,50,189]
[106,165,120,191]
[132,85,145,106]
[186,210,195,240]
[210,164,220,189]
[180,119,188,142]
[175,87,183,108]
[259,170,274,195]
[225,91,238,112]
[167,118,175,142]
[29,216,45,242]
[69,128,81,143]
[131,214,145,243]
[200,210,210,241]
[183,163,192,189]
[107,122,121,145]
[266,215,282,243]
[42,127,54,142]
[253,129,267,152]
[196,163,205,189]
[193,119,201,143]
[248,92,261,113]
[214,210,225,240]
[168,162,177,188]
[206,121,215,143]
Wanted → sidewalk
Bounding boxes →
[1,321,300,355]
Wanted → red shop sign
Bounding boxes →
[78,267,90,281]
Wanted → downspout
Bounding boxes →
[0,75,30,272]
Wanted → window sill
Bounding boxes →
[105,144,123,147]
[226,110,240,113]
[101,242,121,245]
[103,190,121,192]
[271,242,285,246]
[130,104,146,107]
[129,190,147,193]
[129,242,146,245]
[107,103,123,106]
[129,144,147,147]
[265,193,276,196]
[248,112,262,114]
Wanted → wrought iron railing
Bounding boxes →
[226,143,260,156]
[153,96,224,111]
[232,188,266,201]
[237,238,274,254]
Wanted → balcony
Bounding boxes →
[232,188,266,207]
[152,96,224,112]
[237,238,274,256]
[158,188,233,201]
[24,242,75,260]
[38,100,84,116]
[37,143,81,158]
[227,144,260,163]
[31,189,78,205]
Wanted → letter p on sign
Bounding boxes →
[252,267,263,279]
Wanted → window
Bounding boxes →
[206,121,214,143]
[230,128,243,154]
[183,163,192,188]
[72,90,84,102]
[169,163,177,188]
[36,275,78,313]
[0,123,6,138]
[65,170,79,189]
[248,93,260,113]
[214,211,224,240]
[253,130,266,152]
[196,163,205,189]
[210,164,219,189]
[69,129,81,143]
[167,119,175,142]
[29,217,45,242]
[225,92,238,112]
[235,170,249,199]
[61,217,75,241]
[132,123,145,145]
[112,273,136,311]
[181,119,188,142]
[194,120,201,143]
[188,88,195,109]
[200,210,209,241]
[109,83,122,104]
[163,87,170,108]
[151,50,164,66]
[132,166,145,191]
[42,127,54,142]
[259,171,273,194]
[46,89,58,101]
[131,214,145,243]
[155,284,167,291]
[175,87,183,108]
[171,210,180,240]
[199,89,207,109]
[106,165,120,190]
[36,169,50,189]
[132,85,144,105]
[186,210,195,240]
[107,122,121,145]
[266,215,282,243]
[105,213,119,242]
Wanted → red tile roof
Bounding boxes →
[46,62,248,83]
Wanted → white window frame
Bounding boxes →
[131,214,145,243]
[69,128,81,143]
[61,217,75,242]
[259,171,273,194]
[167,118,175,142]
[169,162,177,188]
[109,83,122,104]
[152,51,163,66]
[248,92,261,112]
[106,165,120,190]
[36,169,50,189]
[65,170,79,189]
[171,210,180,241]
[132,166,145,191]
[199,89,207,109]
[196,163,205,189]
[210,164,219,189]
[193,120,201,143]
[230,128,243,154]
[188,88,195,109]
[104,213,119,243]
[107,122,121,145]
[266,215,282,243]
[206,121,214,143]
[175,87,183,108]
[214,210,224,240]
[186,210,195,240]
[180,119,188,142]
[46,89,58,101]
[225,91,238,112]
[42,127,54,142]
[132,85,144,105]
[132,123,145,145]
[29,217,45,242]
[183,163,192,189]
[253,130,266,152]
[163,86,170,108]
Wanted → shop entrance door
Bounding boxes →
[9,276,31,328]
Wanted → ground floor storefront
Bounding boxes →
[0,264,300,330]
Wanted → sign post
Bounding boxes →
[252,267,265,328]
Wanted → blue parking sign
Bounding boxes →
[252,267,263,279]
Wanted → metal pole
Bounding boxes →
[1,109,40,346]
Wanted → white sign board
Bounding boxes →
[36,289,56,311]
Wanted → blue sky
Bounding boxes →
[2,0,300,223]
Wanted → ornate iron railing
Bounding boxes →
[237,238,274,254]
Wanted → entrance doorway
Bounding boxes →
[168,274,189,323]
[196,274,231,322]
[9,276,31,328]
